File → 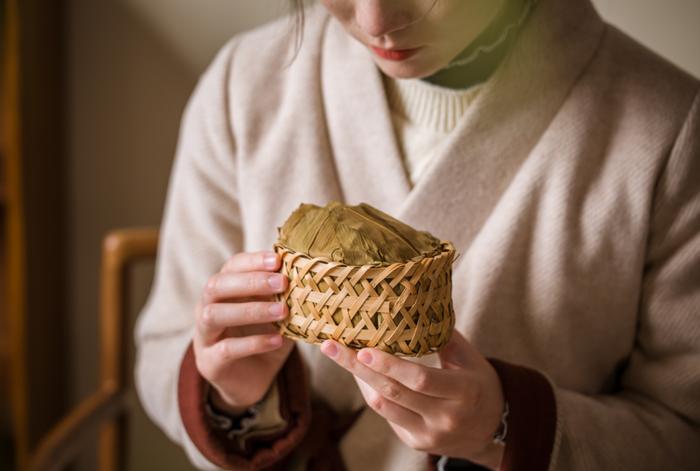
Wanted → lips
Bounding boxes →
[370,46,421,61]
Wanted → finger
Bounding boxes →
[220,250,280,274]
[223,321,281,338]
[439,329,476,370]
[204,333,284,376]
[356,347,464,399]
[202,270,288,305]
[321,340,441,415]
[198,301,288,344]
[355,376,424,430]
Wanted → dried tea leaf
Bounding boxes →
[276,201,443,265]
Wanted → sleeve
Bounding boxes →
[544,89,700,470]
[427,90,700,471]
[228,382,288,447]
[203,381,288,447]
[132,36,311,470]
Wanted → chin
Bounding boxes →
[374,59,444,80]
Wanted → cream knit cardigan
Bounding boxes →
[134,0,700,469]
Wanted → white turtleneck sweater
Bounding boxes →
[381,73,483,187]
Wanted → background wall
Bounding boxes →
[594,0,700,78]
[63,0,699,469]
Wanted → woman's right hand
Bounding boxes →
[193,250,294,416]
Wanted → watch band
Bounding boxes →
[492,400,509,445]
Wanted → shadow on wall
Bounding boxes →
[125,262,198,471]
[592,0,700,78]
[123,0,290,72]
[65,1,297,469]
[65,0,300,468]
[62,1,270,470]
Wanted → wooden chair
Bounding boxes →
[28,228,159,471]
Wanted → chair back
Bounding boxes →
[29,228,159,471]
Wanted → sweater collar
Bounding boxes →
[382,73,483,133]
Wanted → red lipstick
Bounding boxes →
[370,46,420,61]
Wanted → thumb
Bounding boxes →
[439,329,475,370]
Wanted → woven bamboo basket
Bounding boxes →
[272,239,458,357]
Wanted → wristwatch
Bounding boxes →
[492,400,509,445]
[436,400,510,470]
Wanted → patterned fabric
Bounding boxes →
[204,381,288,450]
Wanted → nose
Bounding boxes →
[354,0,415,38]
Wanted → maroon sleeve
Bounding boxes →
[427,359,556,471]
[489,359,556,470]
[178,342,311,470]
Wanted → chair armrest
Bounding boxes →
[100,227,159,387]
[29,387,127,471]
[29,227,159,471]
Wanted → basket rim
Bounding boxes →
[272,239,458,268]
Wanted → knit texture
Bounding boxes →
[383,73,482,187]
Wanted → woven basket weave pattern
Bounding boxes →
[273,240,456,357]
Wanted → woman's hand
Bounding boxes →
[320,330,506,470]
[193,250,294,416]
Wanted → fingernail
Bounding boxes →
[263,252,278,269]
[268,335,283,347]
[268,302,285,318]
[321,340,338,358]
[357,350,372,365]
[267,274,284,291]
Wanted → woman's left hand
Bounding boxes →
[320,330,506,470]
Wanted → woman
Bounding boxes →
[134,0,700,469]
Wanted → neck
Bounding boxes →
[423,0,532,89]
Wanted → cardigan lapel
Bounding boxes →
[321,16,411,216]
[321,0,605,259]
[395,0,606,255]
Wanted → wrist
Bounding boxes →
[209,385,256,417]
[467,441,505,471]
[465,396,508,470]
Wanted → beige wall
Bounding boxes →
[117,0,700,77]
[64,0,698,468]
[65,1,199,469]
[594,0,700,78]
[123,0,289,72]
